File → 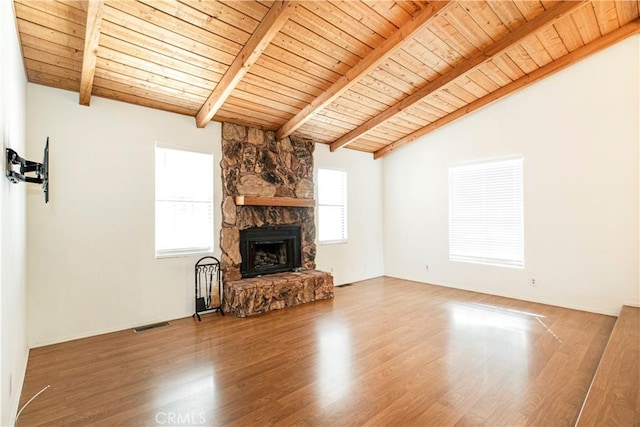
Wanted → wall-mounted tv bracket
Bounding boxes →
[6,137,49,203]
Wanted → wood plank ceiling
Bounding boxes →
[12,0,640,158]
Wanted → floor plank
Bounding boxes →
[17,277,617,426]
[576,305,640,426]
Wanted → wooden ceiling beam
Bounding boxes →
[275,1,453,141]
[195,1,297,128]
[79,0,104,106]
[330,0,588,152]
[373,19,640,159]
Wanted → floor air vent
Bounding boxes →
[133,321,171,333]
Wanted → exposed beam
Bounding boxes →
[373,19,640,159]
[275,1,453,140]
[195,1,297,128]
[79,0,104,106]
[330,0,588,152]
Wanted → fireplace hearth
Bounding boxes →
[240,226,301,278]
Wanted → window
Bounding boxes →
[449,156,524,268]
[318,168,347,244]
[155,145,213,257]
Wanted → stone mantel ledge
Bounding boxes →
[223,270,334,317]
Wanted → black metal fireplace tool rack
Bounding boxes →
[193,256,224,321]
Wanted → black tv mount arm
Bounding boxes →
[5,137,49,203]
[6,149,43,184]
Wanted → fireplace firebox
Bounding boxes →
[239,226,302,278]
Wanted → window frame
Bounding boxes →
[448,155,524,269]
[154,143,214,259]
[317,168,348,245]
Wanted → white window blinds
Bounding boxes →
[318,169,347,244]
[155,145,213,257]
[449,156,524,268]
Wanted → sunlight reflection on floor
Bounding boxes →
[451,303,533,333]
[153,366,216,413]
[317,323,352,407]
[445,302,533,416]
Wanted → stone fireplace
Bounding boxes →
[219,123,333,317]
[219,122,316,280]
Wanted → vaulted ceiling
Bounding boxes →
[12,0,640,158]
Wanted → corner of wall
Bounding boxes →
[636,35,640,309]
[0,0,30,424]
[313,143,385,284]
[380,35,640,315]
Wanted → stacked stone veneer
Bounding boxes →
[219,122,332,316]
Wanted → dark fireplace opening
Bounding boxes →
[255,243,287,268]
[240,226,301,278]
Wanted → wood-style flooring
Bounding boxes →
[577,305,640,426]
[17,277,617,426]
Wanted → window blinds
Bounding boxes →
[155,145,213,257]
[449,156,524,268]
[318,169,347,243]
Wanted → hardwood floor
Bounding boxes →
[17,277,617,426]
[576,305,640,426]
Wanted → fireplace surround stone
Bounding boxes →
[223,270,334,317]
[219,122,333,316]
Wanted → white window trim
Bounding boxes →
[155,143,215,258]
[317,167,348,245]
[155,248,214,259]
[319,239,348,246]
[155,142,213,155]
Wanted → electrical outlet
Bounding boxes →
[425,265,430,271]
[530,278,537,287]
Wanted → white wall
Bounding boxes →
[314,143,384,285]
[383,35,640,316]
[0,0,29,424]
[27,85,222,347]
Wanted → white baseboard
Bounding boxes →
[29,311,191,348]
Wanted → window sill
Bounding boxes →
[319,240,348,246]
[155,250,214,259]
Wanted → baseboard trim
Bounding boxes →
[383,275,622,316]
[28,312,189,348]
